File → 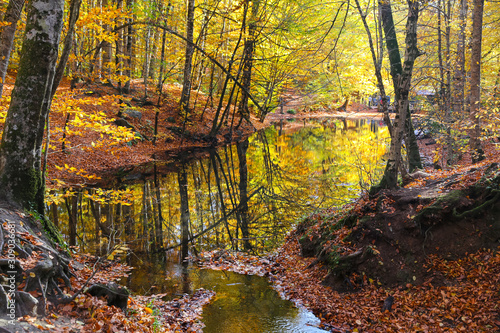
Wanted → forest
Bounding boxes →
[0,0,499,331]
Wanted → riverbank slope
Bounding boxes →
[270,143,500,331]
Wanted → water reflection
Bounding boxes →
[50,118,388,256]
[50,118,386,332]
[199,270,326,333]
[127,258,327,333]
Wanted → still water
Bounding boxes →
[53,118,388,332]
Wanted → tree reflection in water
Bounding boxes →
[50,118,388,261]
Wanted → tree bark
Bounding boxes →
[373,0,421,193]
[453,0,467,114]
[0,0,64,212]
[354,0,393,137]
[179,0,195,124]
[0,0,25,97]
[52,0,83,97]
[124,0,134,93]
[101,0,112,79]
[469,0,485,163]
[237,0,261,127]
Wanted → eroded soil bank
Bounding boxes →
[271,156,500,331]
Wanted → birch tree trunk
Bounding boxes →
[0,0,64,213]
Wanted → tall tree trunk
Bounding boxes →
[52,0,83,97]
[381,0,422,174]
[210,5,247,137]
[354,0,393,137]
[444,0,453,164]
[156,1,171,99]
[115,0,124,92]
[372,0,421,193]
[124,0,134,93]
[0,0,25,97]
[453,0,467,114]
[237,0,261,127]
[0,0,64,213]
[469,0,485,163]
[143,23,151,98]
[179,0,195,125]
[101,0,112,79]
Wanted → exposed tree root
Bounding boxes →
[454,189,500,219]
[0,205,75,317]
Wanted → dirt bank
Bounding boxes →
[270,148,500,331]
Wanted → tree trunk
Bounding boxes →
[179,0,195,125]
[354,0,393,137]
[143,24,151,98]
[101,0,112,79]
[0,0,64,213]
[469,0,485,163]
[237,0,261,127]
[372,0,421,193]
[156,1,170,102]
[65,194,79,247]
[52,0,83,97]
[0,0,25,97]
[453,0,467,115]
[124,0,134,93]
[114,0,123,92]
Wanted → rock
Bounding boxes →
[381,295,394,312]
[409,170,431,179]
[114,118,135,130]
[86,283,129,311]
[124,109,142,121]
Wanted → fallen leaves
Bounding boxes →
[269,238,500,332]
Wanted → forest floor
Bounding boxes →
[2,78,499,332]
